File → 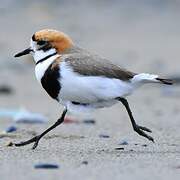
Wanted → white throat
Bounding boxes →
[30,39,60,82]
[35,54,60,83]
[33,48,57,63]
[30,39,57,63]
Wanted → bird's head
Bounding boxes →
[14,29,74,63]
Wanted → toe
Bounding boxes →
[138,126,152,133]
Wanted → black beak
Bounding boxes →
[14,48,33,57]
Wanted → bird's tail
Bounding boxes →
[155,78,173,85]
[131,73,173,85]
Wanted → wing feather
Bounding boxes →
[64,53,136,81]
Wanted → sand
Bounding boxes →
[0,1,180,180]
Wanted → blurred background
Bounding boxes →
[0,1,180,180]
[1,0,180,110]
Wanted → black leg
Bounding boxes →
[118,97,154,142]
[14,108,67,149]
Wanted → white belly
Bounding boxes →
[58,62,134,112]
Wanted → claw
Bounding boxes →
[134,125,154,142]
[148,136,155,143]
[32,140,39,149]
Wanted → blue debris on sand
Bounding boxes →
[5,126,17,133]
[99,134,110,138]
[34,163,59,169]
[119,140,128,145]
[83,119,96,124]
[14,110,48,123]
[0,108,48,124]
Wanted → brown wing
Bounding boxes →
[64,53,136,81]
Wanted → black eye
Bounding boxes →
[37,40,47,46]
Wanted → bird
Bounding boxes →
[14,29,173,149]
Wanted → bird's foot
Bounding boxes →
[134,125,154,142]
[14,135,41,149]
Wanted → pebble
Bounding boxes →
[63,118,96,124]
[83,119,96,124]
[6,141,13,147]
[5,126,17,133]
[115,147,124,150]
[0,85,13,95]
[34,163,59,169]
[119,140,128,145]
[99,134,110,138]
[142,144,148,147]
[82,161,88,165]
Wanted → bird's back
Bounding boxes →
[63,47,136,81]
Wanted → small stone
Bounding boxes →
[142,144,148,147]
[6,141,14,147]
[99,134,110,138]
[82,161,88,165]
[0,85,13,94]
[83,119,96,124]
[34,163,59,169]
[5,126,17,133]
[119,140,128,145]
[115,147,124,150]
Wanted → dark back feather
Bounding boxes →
[64,52,136,81]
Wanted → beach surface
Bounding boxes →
[0,1,180,179]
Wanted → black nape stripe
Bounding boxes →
[41,62,61,100]
[36,52,57,65]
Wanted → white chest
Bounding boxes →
[35,55,60,83]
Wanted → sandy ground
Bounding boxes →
[0,1,180,180]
